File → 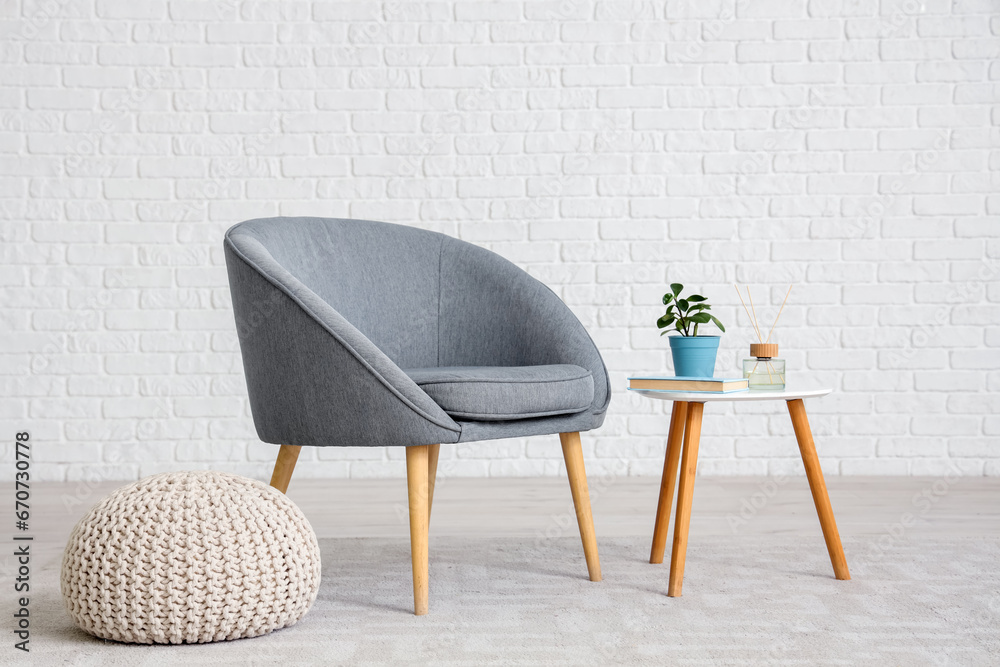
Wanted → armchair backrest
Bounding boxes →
[228,217,443,369]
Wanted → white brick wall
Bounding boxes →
[1,0,998,482]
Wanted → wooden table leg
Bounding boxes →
[786,398,851,581]
[668,401,704,597]
[650,401,688,564]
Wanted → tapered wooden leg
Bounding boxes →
[269,444,301,494]
[787,399,851,581]
[559,431,602,582]
[668,401,704,597]
[650,402,688,564]
[427,444,440,524]
[405,445,430,615]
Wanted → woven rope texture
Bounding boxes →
[61,470,321,644]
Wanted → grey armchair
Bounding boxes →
[224,217,610,615]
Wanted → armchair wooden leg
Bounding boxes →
[269,444,301,494]
[427,444,440,525]
[405,445,430,615]
[787,399,851,581]
[650,401,688,564]
[559,431,602,582]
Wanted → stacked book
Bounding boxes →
[627,376,750,394]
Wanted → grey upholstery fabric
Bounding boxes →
[404,365,594,421]
[224,217,610,447]
[438,236,610,415]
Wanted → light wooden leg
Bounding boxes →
[427,444,440,524]
[269,444,301,494]
[650,401,688,564]
[668,401,704,597]
[559,431,602,582]
[406,445,430,615]
[787,399,851,581]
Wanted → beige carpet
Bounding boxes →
[29,536,1000,666]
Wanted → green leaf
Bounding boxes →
[686,294,707,302]
[656,313,675,329]
[660,330,671,336]
[670,282,683,298]
[677,298,689,312]
[710,315,726,332]
[689,313,711,324]
[661,293,673,305]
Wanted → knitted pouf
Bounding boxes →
[61,471,321,644]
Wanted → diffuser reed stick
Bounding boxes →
[764,285,793,344]
[733,284,762,343]
[747,287,763,343]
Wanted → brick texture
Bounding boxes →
[1,0,998,481]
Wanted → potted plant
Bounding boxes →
[656,283,726,378]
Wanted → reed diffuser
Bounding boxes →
[734,284,791,390]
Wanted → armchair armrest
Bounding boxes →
[438,238,611,417]
[225,233,461,448]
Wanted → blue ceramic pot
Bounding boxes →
[668,335,720,378]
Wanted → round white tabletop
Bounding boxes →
[630,385,832,403]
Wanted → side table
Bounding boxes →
[632,386,851,597]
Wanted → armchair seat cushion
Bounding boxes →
[404,365,594,422]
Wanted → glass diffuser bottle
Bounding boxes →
[743,343,785,390]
